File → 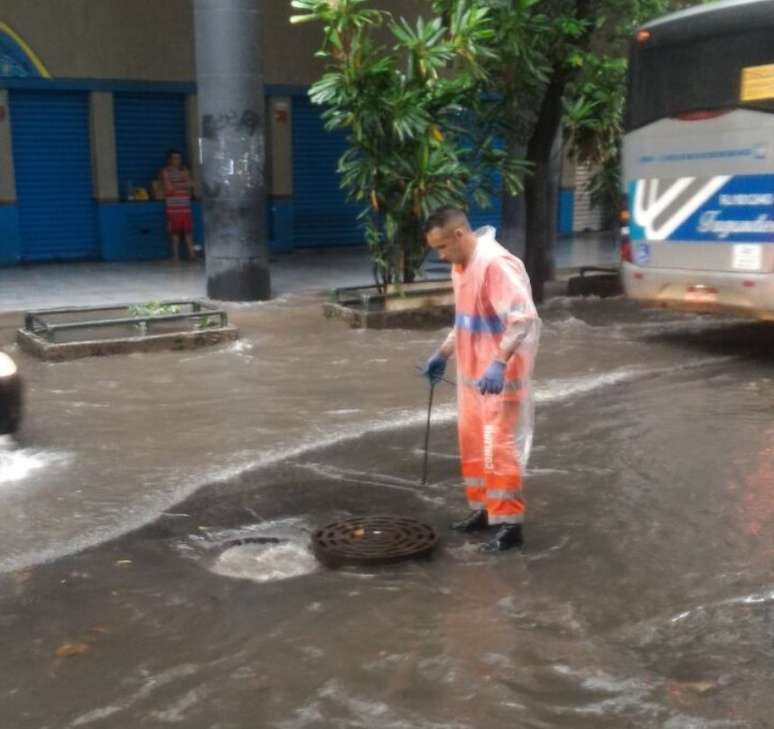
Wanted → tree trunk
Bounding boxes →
[522,73,565,304]
[400,213,421,284]
[500,139,526,256]
[521,0,593,304]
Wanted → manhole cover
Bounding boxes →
[312,515,439,568]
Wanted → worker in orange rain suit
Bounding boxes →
[422,207,540,553]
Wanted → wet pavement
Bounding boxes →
[0,233,617,312]
[1,291,774,728]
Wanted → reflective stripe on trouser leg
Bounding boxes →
[483,396,525,525]
[463,465,485,509]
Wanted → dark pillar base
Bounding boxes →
[206,259,271,301]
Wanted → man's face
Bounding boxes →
[426,224,468,264]
[170,154,182,169]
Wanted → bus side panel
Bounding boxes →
[624,111,774,274]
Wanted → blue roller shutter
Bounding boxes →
[114,92,187,199]
[468,179,503,233]
[10,90,98,261]
[292,97,363,247]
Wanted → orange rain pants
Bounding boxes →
[458,384,524,524]
[451,238,534,525]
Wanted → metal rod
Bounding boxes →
[414,365,455,388]
[332,277,452,296]
[42,311,227,332]
[421,382,435,486]
[26,300,218,318]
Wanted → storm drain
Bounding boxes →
[312,515,439,568]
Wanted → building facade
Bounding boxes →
[0,1,592,265]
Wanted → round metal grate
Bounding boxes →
[312,515,439,568]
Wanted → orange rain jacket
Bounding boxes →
[442,227,540,524]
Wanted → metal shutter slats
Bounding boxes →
[10,91,98,261]
[114,93,187,198]
[292,97,363,247]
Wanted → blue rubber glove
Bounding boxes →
[422,351,447,385]
[478,360,506,395]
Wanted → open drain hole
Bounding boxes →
[312,515,439,568]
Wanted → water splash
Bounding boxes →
[0,355,732,572]
[0,437,73,486]
[210,541,318,584]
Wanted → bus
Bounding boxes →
[621,0,774,319]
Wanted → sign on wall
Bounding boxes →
[0,21,50,78]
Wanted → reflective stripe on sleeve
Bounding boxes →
[455,313,505,334]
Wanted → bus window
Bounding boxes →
[625,26,774,132]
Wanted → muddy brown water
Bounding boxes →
[1,296,773,728]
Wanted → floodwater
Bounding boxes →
[1,295,774,728]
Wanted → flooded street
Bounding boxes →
[1,295,774,728]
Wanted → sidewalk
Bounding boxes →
[0,234,618,313]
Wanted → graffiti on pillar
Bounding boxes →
[201,110,262,140]
[0,21,51,78]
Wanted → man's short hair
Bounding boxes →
[423,206,470,235]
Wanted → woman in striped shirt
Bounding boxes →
[161,149,196,261]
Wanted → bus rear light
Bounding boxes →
[634,272,644,280]
[743,280,756,288]
[620,195,632,263]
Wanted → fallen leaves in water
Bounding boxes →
[54,642,90,658]
[678,681,716,694]
[666,679,718,705]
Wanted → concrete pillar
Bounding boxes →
[89,92,119,201]
[0,90,16,203]
[185,94,202,199]
[194,0,269,301]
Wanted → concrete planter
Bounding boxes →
[18,301,239,361]
[323,280,454,329]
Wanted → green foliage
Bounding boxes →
[127,302,182,336]
[292,0,703,287]
[194,315,220,330]
[562,1,698,219]
[461,0,702,231]
[127,302,181,318]
[291,0,526,287]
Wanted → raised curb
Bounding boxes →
[17,325,239,362]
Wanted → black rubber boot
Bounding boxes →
[450,509,489,533]
[480,524,523,553]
